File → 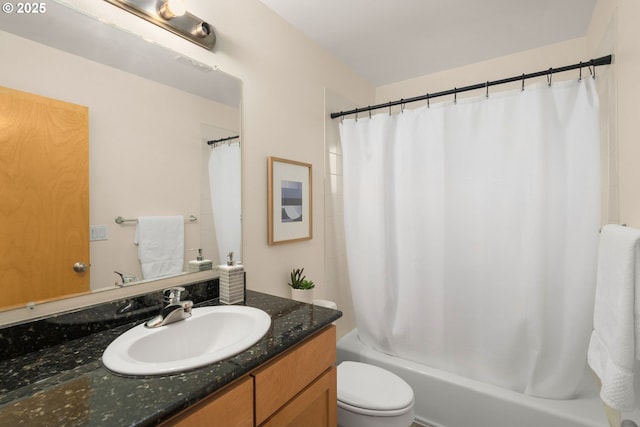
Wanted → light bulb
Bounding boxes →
[159,0,186,19]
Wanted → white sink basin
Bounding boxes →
[102,305,271,376]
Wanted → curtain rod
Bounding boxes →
[330,55,612,120]
[207,135,240,145]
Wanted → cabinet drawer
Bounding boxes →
[253,326,336,425]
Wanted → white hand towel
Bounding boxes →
[588,224,640,410]
[134,216,184,280]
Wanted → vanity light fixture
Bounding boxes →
[158,0,185,19]
[103,0,216,50]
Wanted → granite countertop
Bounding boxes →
[0,289,342,426]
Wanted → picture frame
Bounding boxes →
[268,157,313,245]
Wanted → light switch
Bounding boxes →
[90,224,108,241]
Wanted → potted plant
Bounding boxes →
[288,268,315,303]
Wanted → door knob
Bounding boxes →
[73,262,88,273]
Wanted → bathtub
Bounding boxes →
[337,329,640,427]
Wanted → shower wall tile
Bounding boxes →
[326,126,343,155]
[328,152,343,175]
[326,174,343,197]
[325,89,355,338]
[326,196,344,222]
[199,143,216,264]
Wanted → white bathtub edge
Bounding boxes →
[337,329,611,427]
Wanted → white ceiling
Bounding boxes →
[260,0,598,86]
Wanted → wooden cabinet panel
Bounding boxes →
[260,366,337,427]
[163,376,253,427]
[252,326,336,425]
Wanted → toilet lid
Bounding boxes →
[337,361,414,411]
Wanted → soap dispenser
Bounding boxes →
[218,251,245,304]
[188,249,213,272]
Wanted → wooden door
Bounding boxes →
[0,86,89,308]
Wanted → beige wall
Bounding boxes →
[598,0,640,227]
[52,0,374,303]
[199,0,374,299]
[4,0,636,328]
[376,38,588,105]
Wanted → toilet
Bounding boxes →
[313,300,415,427]
[337,361,415,427]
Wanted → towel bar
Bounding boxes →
[115,215,198,225]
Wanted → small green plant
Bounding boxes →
[289,268,315,290]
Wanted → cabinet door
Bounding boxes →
[260,366,337,427]
[253,326,336,425]
[163,376,253,427]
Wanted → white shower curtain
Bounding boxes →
[340,78,601,399]
[209,142,241,264]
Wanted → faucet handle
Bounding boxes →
[163,286,186,305]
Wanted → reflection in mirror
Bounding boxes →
[0,1,241,313]
[203,129,242,269]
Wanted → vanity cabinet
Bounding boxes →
[162,325,336,427]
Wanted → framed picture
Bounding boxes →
[268,157,312,245]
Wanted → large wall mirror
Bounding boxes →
[0,1,241,314]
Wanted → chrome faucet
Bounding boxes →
[145,287,193,328]
[114,270,138,287]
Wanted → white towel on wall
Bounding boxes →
[588,224,640,411]
[135,216,184,280]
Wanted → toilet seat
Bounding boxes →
[337,361,414,417]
